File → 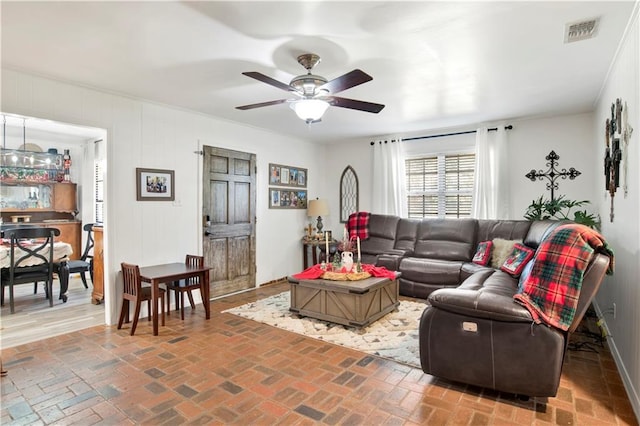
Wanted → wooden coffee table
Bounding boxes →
[288,275,400,328]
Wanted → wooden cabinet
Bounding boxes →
[0,181,77,213]
[92,225,104,305]
[42,221,82,260]
[52,221,81,260]
[52,183,77,212]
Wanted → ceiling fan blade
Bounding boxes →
[328,96,385,113]
[236,99,288,110]
[319,69,373,94]
[242,72,292,92]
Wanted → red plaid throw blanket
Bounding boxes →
[514,224,614,331]
[348,212,370,240]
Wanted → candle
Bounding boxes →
[344,226,348,241]
[325,232,329,263]
[357,236,361,263]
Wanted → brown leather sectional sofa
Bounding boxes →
[355,214,610,397]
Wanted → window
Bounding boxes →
[406,153,474,218]
[95,160,104,224]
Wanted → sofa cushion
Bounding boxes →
[500,243,535,277]
[460,262,494,282]
[477,220,532,243]
[523,220,563,249]
[428,270,533,322]
[414,219,477,261]
[400,257,463,285]
[359,214,400,255]
[472,241,493,266]
[394,218,419,253]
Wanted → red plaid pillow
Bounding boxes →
[501,243,535,277]
[472,241,493,266]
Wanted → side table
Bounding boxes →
[301,239,337,269]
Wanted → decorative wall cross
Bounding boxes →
[525,150,581,202]
[604,97,633,222]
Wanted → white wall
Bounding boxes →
[593,3,640,418]
[325,113,598,225]
[2,69,323,325]
[507,113,597,219]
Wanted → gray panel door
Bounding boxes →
[203,146,256,297]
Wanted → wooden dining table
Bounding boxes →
[138,262,211,336]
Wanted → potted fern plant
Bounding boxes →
[524,195,601,230]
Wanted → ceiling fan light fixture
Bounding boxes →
[291,99,329,122]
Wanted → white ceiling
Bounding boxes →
[1,1,636,143]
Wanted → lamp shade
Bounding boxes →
[307,199,329,217]
[291,99,329,122]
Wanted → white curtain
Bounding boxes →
[472,126,510,219]
[371,138,407,216]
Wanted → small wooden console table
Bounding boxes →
[301,239,337,269]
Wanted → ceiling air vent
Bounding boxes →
[564,18,599,43]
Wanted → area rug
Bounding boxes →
[222,292,427,368]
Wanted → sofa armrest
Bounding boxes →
[386,248,413,256]
[377,253,403,271]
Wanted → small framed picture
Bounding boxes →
[269,188,307,209]
[270,165,280,184]
[136,168,175,201]
[268,163,307,188]
[280,167,290,184]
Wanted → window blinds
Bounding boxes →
[406,153,474,218]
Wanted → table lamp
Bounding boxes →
[307,199,329,234]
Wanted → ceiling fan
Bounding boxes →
[236,53,385,123]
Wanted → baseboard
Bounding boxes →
[260,276,288,286]
[593,300,640,422]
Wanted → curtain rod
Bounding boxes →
[369,125,513,145]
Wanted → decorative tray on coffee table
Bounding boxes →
[320,270,371,281]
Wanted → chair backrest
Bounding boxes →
[80,223,95,261]
[1,223,39,236]
[120,262,142,297]
[5,227,60,277]
[185,254,204,268]
[185,255,204,285]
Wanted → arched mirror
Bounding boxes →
[340,165,359,223]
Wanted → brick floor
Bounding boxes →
[1,281,638,425]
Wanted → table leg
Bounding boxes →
[203,270,210,320]
[151,279,159,336]
[303,243,309,270]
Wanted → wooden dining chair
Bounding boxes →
[118,262,165,336]
[65,223,95,288]
[166,255,205,320]
[0,227,60,314]
[33,223,94,295]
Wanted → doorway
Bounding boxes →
[0,113,108,346]
[202,146,256,297]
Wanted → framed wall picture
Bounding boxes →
[136,168,175,201]
[269,188,307,209]
[268,163,307,188]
